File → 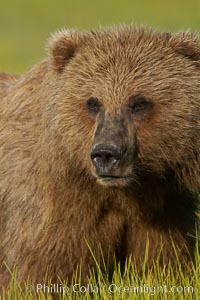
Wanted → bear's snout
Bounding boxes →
[91,144,121,175]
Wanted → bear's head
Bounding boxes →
[48,26,200,191]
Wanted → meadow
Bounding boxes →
[0,0,200,73]
[0,1,200,299]
[1,245,200,300]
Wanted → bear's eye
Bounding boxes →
[86,97,101,114]
[129,95,153,114]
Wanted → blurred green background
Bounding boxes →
[0,0,200,73]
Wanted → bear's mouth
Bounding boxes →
[95,174,134,187]
[98,175,132,180]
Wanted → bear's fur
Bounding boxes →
[0,25,200,287]
[0,73,18,99]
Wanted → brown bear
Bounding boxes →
[0,25,199,288]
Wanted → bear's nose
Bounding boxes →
[90,144,121,174]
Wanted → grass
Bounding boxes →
[0,0,200,73]
[1,240,200,300]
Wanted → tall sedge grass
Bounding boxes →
[1,237,199,300]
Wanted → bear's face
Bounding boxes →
[87,94,154,187]
[49,27,200,188]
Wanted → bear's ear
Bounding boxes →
[169,31,200,61]
[48,29,83,73]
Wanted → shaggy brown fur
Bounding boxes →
[0,72,18,98]
[0,25,200,287]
